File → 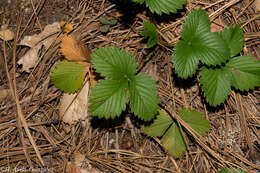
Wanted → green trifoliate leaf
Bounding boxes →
[161,122,187,158]
[50,60,87,93]
[133,0,186,15]
[200,66,231,106]
[219,25,244,57]
[173,10,230,79]
[179,108,210,136]
[142,109,172,137]
[226,56,260,91]
[141,21,158,48]
[91,47,137,80]
[129,73,159,121]
[89,79,129,119]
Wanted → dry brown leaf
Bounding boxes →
[60,21,74,33]
[60,35,92,62]
[59,81,89,124]
[0,29,14,41]
[19,22,60,48]
[255,0,260,12]
[18,22,61,72]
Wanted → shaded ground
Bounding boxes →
[0,0,259,172]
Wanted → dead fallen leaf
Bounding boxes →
[60,21,74,33]
[0,89,11,103]
[211,17,225,32]
[59,81,89,124]
[18,22,61,72]
[255,0,260,12]
[60,34,92,62]
[0,29,14,41]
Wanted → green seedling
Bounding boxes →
[141,21,158,48]
[99,16,118,33]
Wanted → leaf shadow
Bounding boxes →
[108,0,186,26]
[108,0,145,25]
[90,114,126,130]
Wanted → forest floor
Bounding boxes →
[0,0,259,172]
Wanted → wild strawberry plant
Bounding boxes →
[89,47,159,120]
[143,109,211,157]
[51,45,159,121]
[173,9,260,106]
[140,21,158,48]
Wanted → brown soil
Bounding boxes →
[0,0,259,172]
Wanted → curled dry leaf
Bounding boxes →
[60,34,92,62]
[60,21,74,33]
[18,22,61,72]
[0,29,14,41]
[59,81,89,124]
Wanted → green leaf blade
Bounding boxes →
[219,25,244,57]
[179,108,211,136]
[198,32,230,66]
[181,9,211,41]
[50,60,87,93]
[130,73,159,121]
[226,56,260,91]
[91,47,137,80]
[89,79,129,119]
[141,21,158,48]
[200,66,231,106]
[173,40,200,78]
[142,109,172,137]
[143,0,187,15]
[161,123,187,158]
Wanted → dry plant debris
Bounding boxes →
[60,34,92,62]
[0,0,259,173]
[59,81,89,125]
[18,22,61,72]
[255,0,260,12]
